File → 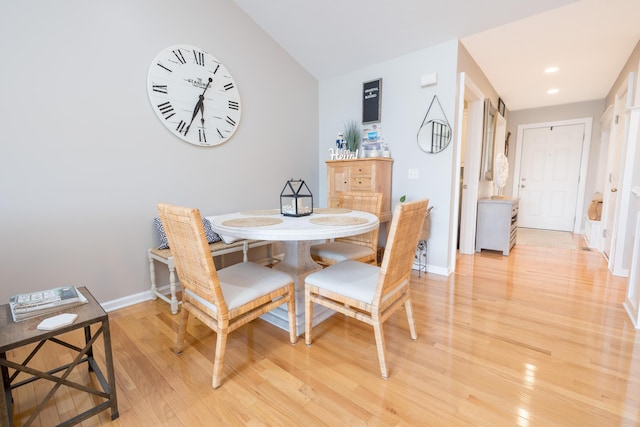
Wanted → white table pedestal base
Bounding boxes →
[260,240,335,336]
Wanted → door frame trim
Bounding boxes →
[606,71,635,276]
[512,117,593,233]
[455,72,485,257]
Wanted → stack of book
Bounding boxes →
[9,286,88,322]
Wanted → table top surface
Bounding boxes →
[0,286,106,351]
[208,208,379,241]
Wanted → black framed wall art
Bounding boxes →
[362,78,382,124]
[498,98,506,116]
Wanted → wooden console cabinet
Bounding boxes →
[326,158,393,222]
[475,198,519,255]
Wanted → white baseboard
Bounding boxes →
[412,262,448,276]
[101,283,180,313]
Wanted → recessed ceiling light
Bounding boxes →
[547,88,559,94]
[545,67,559,74]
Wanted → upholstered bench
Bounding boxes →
[148,239,275,314]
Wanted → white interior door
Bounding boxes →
[517,124,584,231]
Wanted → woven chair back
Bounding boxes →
[157,203,227,314]
[335,192,383,250]
[374,199,429,307]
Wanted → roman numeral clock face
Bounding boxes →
[147,45,241,146]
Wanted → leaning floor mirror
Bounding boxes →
[480,99,496,180]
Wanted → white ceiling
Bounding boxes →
[233,0,640,111]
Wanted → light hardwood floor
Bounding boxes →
[9,239,640,426]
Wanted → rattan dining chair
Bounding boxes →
[310,192,383,266]
[157,203,297,389]
[305,198,429,379]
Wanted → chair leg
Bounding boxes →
[167,258,179,314]
[212,331,229,389]
[287,285,297,344]
[173,308,190,354]
[305,288,313,346]
[148,250,158,300]
[242,241,249,262]
[372,320,388,379]
[405,299,417,340]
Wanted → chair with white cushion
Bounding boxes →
[310,192,383,266]
[157,203,296,389]
[305,198,429,379]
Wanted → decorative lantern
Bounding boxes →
[280,179,313,217]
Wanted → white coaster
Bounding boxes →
[37,313,78,331]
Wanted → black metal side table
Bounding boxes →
[0,286,118,426]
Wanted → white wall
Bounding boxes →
[0,0,318,304]
[318,40,459,273]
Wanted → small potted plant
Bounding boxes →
[344,120,360,153]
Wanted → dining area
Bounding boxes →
[206,198,381,335]
[157,191,429,389]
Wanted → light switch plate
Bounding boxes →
[408,169,419,180]
[420,73,438,87]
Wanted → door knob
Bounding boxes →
[521,185,526,189]
[611,188,617,192]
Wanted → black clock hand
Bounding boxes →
[185,95,203,135]
[185,77,213,136]
[199,106,207,143]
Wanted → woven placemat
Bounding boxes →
[310,216,368,226]
[222,217,283,227]
[314,208,352,214]
[239,209,280,216]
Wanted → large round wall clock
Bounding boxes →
[147,44,241,146]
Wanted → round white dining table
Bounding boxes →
[207,208,379,335]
